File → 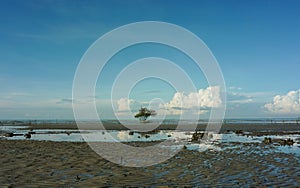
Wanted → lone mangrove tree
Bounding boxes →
[134,107,156,121]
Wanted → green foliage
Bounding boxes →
[134,107,156,121]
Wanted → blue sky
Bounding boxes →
[1,0,300,119]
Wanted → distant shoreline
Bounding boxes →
[1,122,299,133]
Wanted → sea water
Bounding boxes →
[1,124,300,155]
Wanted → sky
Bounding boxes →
[0,0,300,119]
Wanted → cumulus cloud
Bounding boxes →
[164,86,222,115]
[117,98,134,112]
[115,86,222,117]
[264,90,300,114]
[115,98,141,117]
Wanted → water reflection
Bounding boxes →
[1,125,300,155]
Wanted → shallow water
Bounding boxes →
[1,125,300,155]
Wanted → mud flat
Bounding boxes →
[1,140,300,187]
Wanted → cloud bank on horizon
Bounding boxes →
[116,86,300,118]
[264,90,300,115]
[1,87,300,119]
[116,86,222,118]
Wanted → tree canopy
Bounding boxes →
[134,107,156,121]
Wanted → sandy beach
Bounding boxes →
[1,131,300,187]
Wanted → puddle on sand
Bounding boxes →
[1,126,300,154]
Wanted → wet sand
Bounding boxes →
[1,139,300,187]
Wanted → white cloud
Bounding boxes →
[115,98,141,117]
[163,86,222,115]
[264,90,300,114]
[115,86,222,117]
[227,92,253,104]
[229,86,242,90]
[117,98,134,112]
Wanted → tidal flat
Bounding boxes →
[1,138,300,186]
[1,122,300,187]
